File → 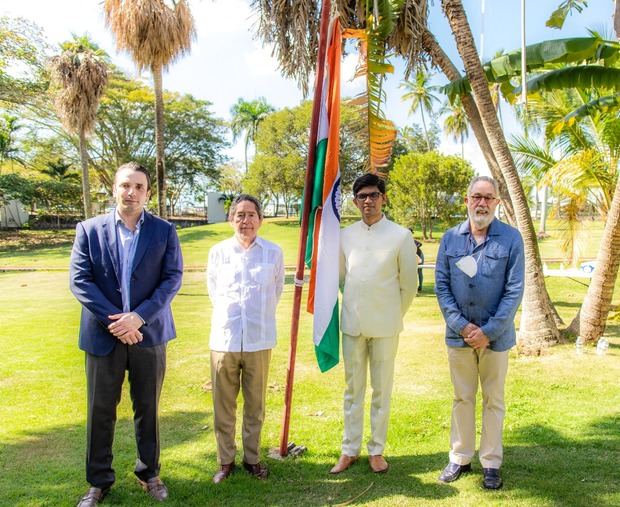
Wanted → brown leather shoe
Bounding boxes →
[243,461,269,479]
[213,463,235,484]
[138,476,168,501]
[76,487,109,507]
[369,454,389,473]
[329,455,359,474]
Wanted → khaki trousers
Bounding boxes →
[341,333,399,456]
[210,349,271,465]
[447,346,509,469]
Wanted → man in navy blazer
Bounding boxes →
[70,162,183,506]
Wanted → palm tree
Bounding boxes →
[230,97,275,172]
[442,96,469,159]
[420,29,516,226]
[442,0,561,353]
[0,115,26,170]
[49,36,108,219]
[104,0,195,218]
[400,68,440,151]
[41,158,80,182]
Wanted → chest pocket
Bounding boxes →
[445,249,469,277]
[480,247,509,277]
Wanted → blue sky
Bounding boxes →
[2,0,615,172]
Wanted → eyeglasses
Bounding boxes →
[469,195,498,203]
[355,191,382,201]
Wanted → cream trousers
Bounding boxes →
[341,333,399,456]
[447,346,509,469]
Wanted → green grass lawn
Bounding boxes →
[1,219,619,506]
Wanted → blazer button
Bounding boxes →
[469,284,474,288]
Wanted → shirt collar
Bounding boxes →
[232,235,264,251]
[115,208,145,231]
[360,214,386,231]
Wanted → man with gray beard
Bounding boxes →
[434,176,524,490]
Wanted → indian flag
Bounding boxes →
[305,18,342,373]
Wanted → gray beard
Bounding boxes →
[468,209,494,229]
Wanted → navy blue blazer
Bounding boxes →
[70,210,183,356]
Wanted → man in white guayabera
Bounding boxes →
[207,194,284,484]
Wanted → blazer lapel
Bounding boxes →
[132,212,154,274]
[103,210,121,284]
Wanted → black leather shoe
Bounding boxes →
[483,468,502,489]
[438,462,472,483]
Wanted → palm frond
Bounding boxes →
[104,0,195,72]
[509,134,556,181]
[517,66,620,96]
[565,92,620,121]
[344,6,397,173]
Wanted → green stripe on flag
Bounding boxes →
[315,303,340,373]
[305,138,328,268]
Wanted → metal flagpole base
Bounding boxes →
[268,442,308,460]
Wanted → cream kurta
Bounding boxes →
[340,216,418,337]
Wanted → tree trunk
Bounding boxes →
[420,108,431,151]
[442,0,560,354]
[570,177,620,342]
[539,185,548,235]
[421,28,516,227]
[153,63,167,219]
[615,0,620,39]
[244,134,250,172]
[78,129,92,219]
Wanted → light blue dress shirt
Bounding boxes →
[115,209,145,313]
[435,218,525,352]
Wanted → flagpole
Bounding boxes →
[279,0,332,458]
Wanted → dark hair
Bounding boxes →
[115,162,152,191]
[353,173,386,196]
[228,194,263,220]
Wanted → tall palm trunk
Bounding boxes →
[244,134,250,172]
[421,29,516,226]
[442,0,560,354]
[569,177,620,342]
[78,129,92,219]
[153,62,167,218]
[420,107,431,151]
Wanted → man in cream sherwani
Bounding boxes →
[330,173,418,474]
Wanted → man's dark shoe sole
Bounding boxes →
[438,463,472,483]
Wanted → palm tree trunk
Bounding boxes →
[78,129,92,219]
[421,28,516,226]
[244,134,250,172]
[442,0,560,354]
[420,108,431,151]
[615,0,620,39]
[153,62,167,219]
[569,177,620,342]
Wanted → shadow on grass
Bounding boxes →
[1,413,619,505]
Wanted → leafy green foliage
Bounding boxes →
[243,101,368,214]
[546,0,588,29]
[387,151,473,238]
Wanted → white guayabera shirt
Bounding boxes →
[207,236,284,352]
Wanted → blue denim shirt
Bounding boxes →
[435,219,525,351]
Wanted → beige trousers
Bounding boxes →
[210,349,271,465]
[341,333,399,456]
[447,346,509,469]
